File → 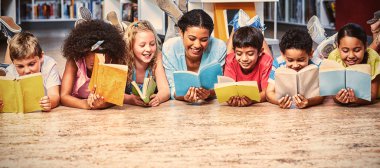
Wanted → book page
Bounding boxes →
[298,65,320,99]
[173,71,200,97]
[319,59,345,72]
[19,73,44,112]
[346,64,371,75]
[275,67,298,100]
[217,76,235,83]
[141,77,157,103]
[199,63,223,89]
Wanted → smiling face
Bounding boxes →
[338,36,366,66]
[133,31,157,65]
[13,55,42,76]
[181,26,210,61]
[235,47,262,73]
[283,48,312,72]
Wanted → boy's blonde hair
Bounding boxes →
[124,20,161,85]
[9,31,42,61]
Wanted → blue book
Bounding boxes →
[173,62,223,96]
[319,60,371,101]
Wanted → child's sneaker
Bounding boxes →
[79,7,92,21]
[74,18,86,28]
[107,11,123,32]
[0,16,22,41]
[316,33,337,59]
[307,15,326,44]
[228,9,265,31]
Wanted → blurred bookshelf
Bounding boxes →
[19,0,103,22]
[264,0,335,29]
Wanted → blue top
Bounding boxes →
[268,55,321,84]
[162,36,227,99]
[125,68,151,94]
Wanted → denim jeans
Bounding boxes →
[154,0,186,41]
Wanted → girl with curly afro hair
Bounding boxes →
[123,20,170,107]
[61,20,127,109]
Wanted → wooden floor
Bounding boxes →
[0,98,379,167]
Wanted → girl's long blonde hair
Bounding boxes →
[124,20,162,86]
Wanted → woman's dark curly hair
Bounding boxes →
[279,28,313,54]
[62,20,126,64]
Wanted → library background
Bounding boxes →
[0,0,379,61]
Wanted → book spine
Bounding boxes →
[15,81,24,113]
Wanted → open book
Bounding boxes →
[319,59,371,101]
[0,73,44,113]
[88,53,128,106]
[131,76,157,104]
[275,64,320,100]
[214,76,260,103]
[173,62,223,96]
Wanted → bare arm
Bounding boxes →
[265,82,278,105]
[60,59,91,109]
[47,85,60,109]
[155,52,170,103]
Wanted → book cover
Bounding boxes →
[88,54,129,106]
[131,76,157,104]
[214,76,260,103]
[173,62,222,96]
[0,73,44,113]
[275,64,320,100]
[319,60,371,101]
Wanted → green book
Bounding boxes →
[131,76,157,103]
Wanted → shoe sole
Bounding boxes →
[0,16,21,33]
[79,7,92,20]
[107,11,122,31]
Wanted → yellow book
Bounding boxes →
[88,53,128,106]
[214,76,260,103]
[131,76,157,104]
[0,73,44,113]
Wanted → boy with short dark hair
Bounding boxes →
[224,26,273,106]
[266,28,324,109]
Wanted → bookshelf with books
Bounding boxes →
[19,0,103,22]
[264,0,335,29]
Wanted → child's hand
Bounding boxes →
[347,88,359,103]
[241,96,254,106]
[131,94,147,107]
[91,94,108,109]
[40,96,51,112]
[293,94,308,109]
[335,89,349,104]
[148,94,160,107]
[227,96,239,106]
[184,87,197,103]
[195,88,210,100]
[278,95,292,109]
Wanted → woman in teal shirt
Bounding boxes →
[162,9,227,102]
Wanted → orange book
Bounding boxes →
[88,54,128,106]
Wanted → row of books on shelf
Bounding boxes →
[20,0,102,21]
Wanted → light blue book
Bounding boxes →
[319,60,371,101]
[173,62,223,96]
